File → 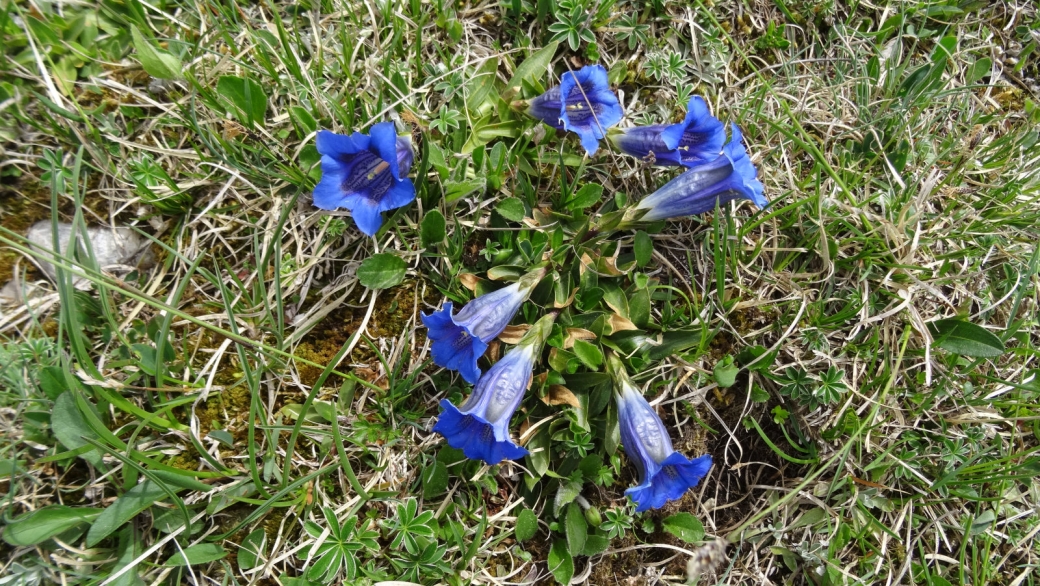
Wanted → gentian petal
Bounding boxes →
[316,129,369,157]
[379,176,417,213]
[527,86,564,129]
[626,453,712,512]
[350,198,384,237]
[633,124,767,221]
[558,65,623,156]
[396,135,414,176]
[452,283,525,342]
[433,400,528,465]
[312,158,350,210]
[721,124,767,209]
[658,97,727,167]
[368,121,401,179]
[422,269,545,383]
[431,316,553,466]
[421,303,487,384]
[608,126,683,166]
[609,355,713,512]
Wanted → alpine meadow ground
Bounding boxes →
[1,0,1039,585]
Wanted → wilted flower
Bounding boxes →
[421,268,546,384]
[312,122,415,237]
[433,314,555,465]
[607,96,726,167]
[630,124,766,222]
[525,65,623,156]
[608,355,712,512]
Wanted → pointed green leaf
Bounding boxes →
[357,253,407,289]
[130,26,183,80]
[216,75,268,127]
[165,543,227,566]
[2,505,101,546]
[515,508,538,543]
[548,539,574,585]
[565,503,587,556]
[507,42,559,91]
[421,210,446,246]
[928,319,1005,358]
[88,481,173,546]
[662,512,705,544]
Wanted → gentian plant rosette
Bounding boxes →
[524,64,624,156]
[432,314,555,465]
[625,123,767,223]
[607,96,726,167]
[312,122,415,237]
[607,355,713,512]
[421,267,546,384]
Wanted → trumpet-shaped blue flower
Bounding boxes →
[421,268,545,384]
[433,314,554,465]
[608,97,726,167]
[313,122,415,237]
[632,124,766,222]
[526,65,623,156]
[608,356,712,512]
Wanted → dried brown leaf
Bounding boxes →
[542,385,580,408]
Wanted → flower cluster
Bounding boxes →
[312,62,769,511]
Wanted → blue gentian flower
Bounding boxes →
[433,314,554,465]
[313,122,415,237]
[525,65,623,156]
[607,97,726,167]
[421,268,545,384]
[608,355,712,512]
[631,124,767,222]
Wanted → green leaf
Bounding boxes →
[463,57,500,115]
[496,198,527,222]
[629,289,650,328]
[970,509,996,535]
[356,253,407,289]
[526,425,550,479]
[207,429,234,447]
[2,505,101,546]
[554,479,582,517]
[444,177,487,202]
[572,340,603,370]
[515,508,538,543]
[548,539,574,584]
[88,481,171,546]
[111,527,146,586]
[165,543,228,566]
[633,231,652,267]
[928,319,1005,358]
[38,366,68,400]
[51,392,103,467]
[422,460,449,498]
[130,26,183,80]
[565,503,587,556]
[661,512,705,544]
[966,57,991,84]
[582,534,609,556]
[507,42,559,91]
[290,106,317,135]
[566,184,604,211]
[216,75,268,127]
[238,529,266,570]
[713,355,739,388]
[421,210,446,246]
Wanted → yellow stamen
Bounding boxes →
[367,160,390,181]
